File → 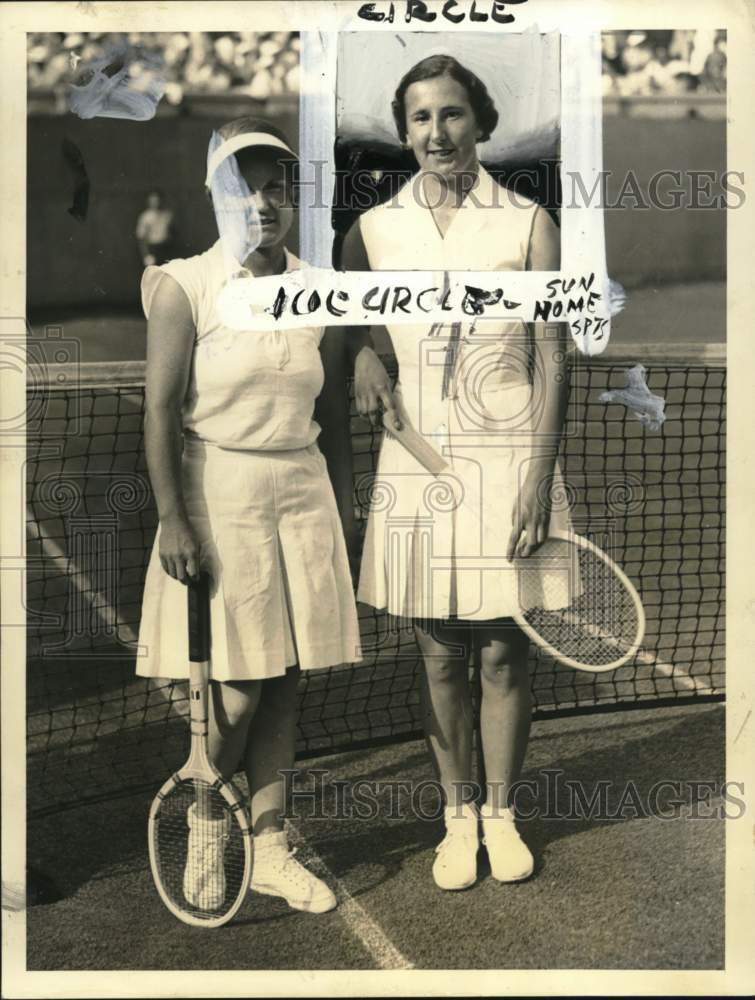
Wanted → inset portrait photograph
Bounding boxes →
[333,31,561,272]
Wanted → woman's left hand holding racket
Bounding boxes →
[147,572,253,926]
[506,466,554,563]
[158,512,201,583]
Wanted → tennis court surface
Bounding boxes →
[25,335,726,969]
[27,703,724,970]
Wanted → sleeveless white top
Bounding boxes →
[359,164,541,271]
[141,242,325,451]
[357,166,552,440]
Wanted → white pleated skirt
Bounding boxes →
[136,437,362,680]
[357,381,575,622]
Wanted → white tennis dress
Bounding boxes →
[357,166,574,621]
[137,242,362,680]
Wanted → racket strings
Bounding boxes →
[518,539,641,668]
[153,778,248,922]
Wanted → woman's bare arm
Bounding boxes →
[340,221,400,429]
[144,274,200,582]
[508,207,570,560]
[314,327,359,576]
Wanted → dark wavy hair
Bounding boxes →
[391,55,499,145]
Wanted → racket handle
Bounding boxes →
[188,572,211,662]
[384,413,483,525]
[384,414,450,476]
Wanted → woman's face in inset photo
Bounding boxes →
[403,74,482,177]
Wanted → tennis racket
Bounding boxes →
[148,572,252,926]
[383,416,646,673]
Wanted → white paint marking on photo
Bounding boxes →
[1,881,26,912]
[286,823,415,971]
[300,32,338,268]
[599,364,667,430]
[561,31,612,355]
[68,42,166,122]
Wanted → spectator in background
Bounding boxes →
[616,33,655,96]
[136,190,174,266]
[641,44,694,95]
[601,32,623,94]
[689,28,717,78]
[643,45,673,92]
[668,30,696,63]
[701,34,727,93]
[600,28,725,98]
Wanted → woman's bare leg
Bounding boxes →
[474,621,532,812]
[242,666,301,835]
[415,620,474,808]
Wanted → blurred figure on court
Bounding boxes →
[701,33,727,93]
[135,189,174,266]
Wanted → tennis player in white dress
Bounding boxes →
[137,118,361,914]
[342,56,572,890]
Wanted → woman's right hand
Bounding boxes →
[354,346,402,430]
[158,514,201,583]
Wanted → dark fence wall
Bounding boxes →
[602,114,726,288]
[27,100,724,311]
[27,99,300,312]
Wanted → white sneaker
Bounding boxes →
[183,803,229,910]
[251,832,336,914]
[432,803,479,891]
[481,805,534,882]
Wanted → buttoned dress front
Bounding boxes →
[137,242,362,680]
[356,167,574,621]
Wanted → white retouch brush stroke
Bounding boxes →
[560,31,614,353]
[599,365,667,431]
[68,43,166,122]
[300,31,339,267]
[206,130,263,277]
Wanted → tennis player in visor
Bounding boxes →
[137,118,361,915]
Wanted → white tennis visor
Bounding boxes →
[205,132,297,187]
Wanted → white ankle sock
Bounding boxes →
[444,802,478,824]
[480,803,515,821]
[254,829,288,852]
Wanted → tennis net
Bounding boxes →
[26,343,725,816]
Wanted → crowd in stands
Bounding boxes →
[602,30,726,96]
[27,29,726,107]
[27,31,300,104]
